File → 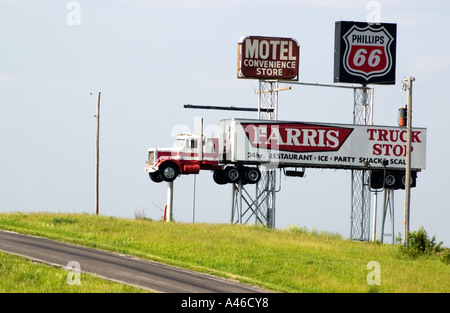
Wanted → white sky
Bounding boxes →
[1,0,449,245]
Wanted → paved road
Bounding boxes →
[0,230,268,293]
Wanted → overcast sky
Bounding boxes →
[1,0,449,245]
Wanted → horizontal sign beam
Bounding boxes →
[184,104,274,112]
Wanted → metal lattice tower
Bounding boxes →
[231,80,279,228]
[350,85,374,241]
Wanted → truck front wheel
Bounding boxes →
[149,171,163,183]
[159,162,180,182]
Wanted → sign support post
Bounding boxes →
[95,92,101,215]
[255,79,278,228]
[234,35,299,228]
[371,190,378,241]
[230,80,280,228]
[403,77,415,246]
[350,85,373,241]
[334,21,397,241]
[381,189,395,244]
[166,181,174,222]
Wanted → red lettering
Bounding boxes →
[393,145,403,156]
[372,144,414,156]
[367,128,421,144]
[412,131,422,143]
[367,129,377,140]
[243,123,352,153]
[373,143,382,155]
[378,129,388,141]
[400,130,407,142]
[389,130,399,142]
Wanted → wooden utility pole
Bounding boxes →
[95,92,101,215]
[403,78,414,246]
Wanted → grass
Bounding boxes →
[0,212,449,293]
[0,251,148,293]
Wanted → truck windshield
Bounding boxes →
[173,138,185,148]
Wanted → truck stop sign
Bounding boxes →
[334,21,397,85]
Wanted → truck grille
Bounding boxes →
[148,150,155,166]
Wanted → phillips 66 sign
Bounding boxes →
[334,21,397,85]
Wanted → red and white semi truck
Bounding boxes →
[145,118,426,189]
[144,130,262,185]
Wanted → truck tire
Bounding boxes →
[400,170,417,189]
[384,171,397,189]
[159,162,180,182]
[245,167,261,184]
[149,171,163,183]
[213,170,228,185]
[224,166,241,183]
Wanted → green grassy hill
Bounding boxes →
[0,212,448,293]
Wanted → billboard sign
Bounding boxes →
[224,119,426,171]
[334,21,397,84]
[237,36,299,80]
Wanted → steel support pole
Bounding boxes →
[192,175,196,223]
[239,180,243,225]
[231,183,236,223]
[372,190,378,241]
[95,92,101,215]
[404,77,414,246]
[166,181,174,222]
[381,189,395,244]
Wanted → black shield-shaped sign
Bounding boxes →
[334,21,397,85]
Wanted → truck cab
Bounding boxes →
[145,133,220,182]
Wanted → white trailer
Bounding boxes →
[220,118,426,170]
